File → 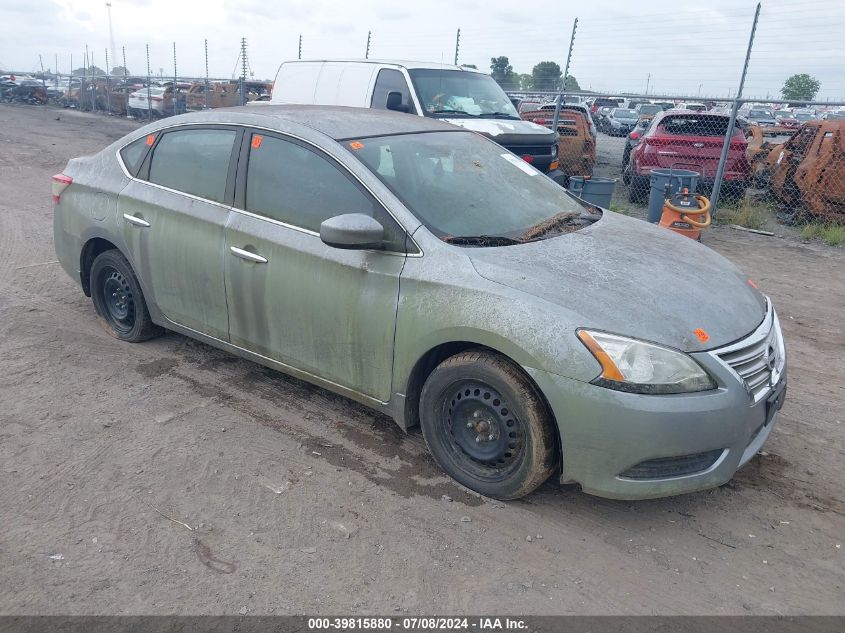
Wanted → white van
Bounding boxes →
[266,59,564,183]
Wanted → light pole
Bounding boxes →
[105,3,116,76]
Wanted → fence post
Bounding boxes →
[454,28,460,66]
[146,44,152,123]
[240,37,248,106]
[552,17,578,133]
[365,31,371,59]
[204,39,210,110]
[711,2,761,215]
[172,42,178,115]
[105,48,111,114]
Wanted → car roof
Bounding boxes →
[283,59,481,73]
[143,105,462,140]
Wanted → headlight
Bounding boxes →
[577,330,716,394]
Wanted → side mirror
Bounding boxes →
[320,214,384,250]
[386,91,411,113]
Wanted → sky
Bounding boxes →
[2,0,845,101]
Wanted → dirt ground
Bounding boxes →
[0,104,843,616]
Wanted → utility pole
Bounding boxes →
[365,31,371,59]
[298,34,302,60]
[172,42,178,114]
[204,39,210,110]
[645,73,651,95]
[552,17,578,132]
[711,2,761,216]
[105,2,116,78]
[121,46,127,80]
[240,37,248,106]
[454,28,460,65]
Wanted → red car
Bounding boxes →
[624,111,750,202]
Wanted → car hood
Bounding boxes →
[444,117,555,140]
[467,212,766,352]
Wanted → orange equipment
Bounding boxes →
[659,188,711,241]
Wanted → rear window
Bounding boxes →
[659,115,737,137]
[613,109,638,117]
[749,110,773,117]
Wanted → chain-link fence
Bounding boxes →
[3,1,845,234]
[504,90,845,230]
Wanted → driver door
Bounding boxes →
[224,130,408,401]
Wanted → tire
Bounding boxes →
[629,175,649,203]
[90,250,162,343]
[622,146,631,169]
[419,349,557,500]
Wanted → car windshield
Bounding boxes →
[750,110,773,118]
[638,105,662,115]
[346,131,590,242]
[613,109,638,118]
[408,69,519,118]
[660,115,737,137]
[794,112,814,120]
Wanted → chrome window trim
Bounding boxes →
[115,120,423,257]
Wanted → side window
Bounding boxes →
[120,136,152,176]
[148,129,237,204]
[244,134,405,251]
[370,69,416,114]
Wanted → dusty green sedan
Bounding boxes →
[53,106,786,500]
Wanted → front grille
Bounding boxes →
[712,300,784,402]
[619,449,724,480]
[502,144,553,157]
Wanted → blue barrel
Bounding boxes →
[568,177,617,209]
[647,169,699,222]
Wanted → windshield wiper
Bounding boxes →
[442,234,523,247]
[430,109,476,116]
[477,112,521,120]
[520,211,594,241]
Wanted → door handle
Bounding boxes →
[230,246,268,264]
[123,213,150,228]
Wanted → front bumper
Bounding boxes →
[525,332,786,500]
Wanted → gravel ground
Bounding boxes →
[0,104,843,616]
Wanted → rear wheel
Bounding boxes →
[90,250,162,342]
[419,349,557,500]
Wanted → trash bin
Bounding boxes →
[568,177,617,209]
[647,169,699,222]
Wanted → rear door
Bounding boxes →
[224,130,408,400]
[118,126,240,340]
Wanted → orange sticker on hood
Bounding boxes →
[693,328,710,343]
[747,278,758,289]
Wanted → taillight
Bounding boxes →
[629,131,641,140]
[521,155,534,164]
[52,173,72,204]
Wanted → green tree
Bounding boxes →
[531,61,562,90]
[517,73,534,90]
[110,66,130,76]
[490,56,517,90]
[563,75,580,91]
[781,73,820,101]
[72,65,106,77]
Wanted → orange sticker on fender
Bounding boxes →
[693,328,710,343]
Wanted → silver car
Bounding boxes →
[52,106,787,500]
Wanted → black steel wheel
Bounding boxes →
[90,249,162,342]
[420,349,557,500]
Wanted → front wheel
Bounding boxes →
[419,349,557,500]
[90,250,162,342]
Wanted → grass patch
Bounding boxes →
[801,222,845,246]
[609,203,630,215]
[718,199,768,231]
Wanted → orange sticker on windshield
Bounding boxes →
[251,135,263,149]
[349,141,364,150]
[145,134,155,146]
[693,328,710,343]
